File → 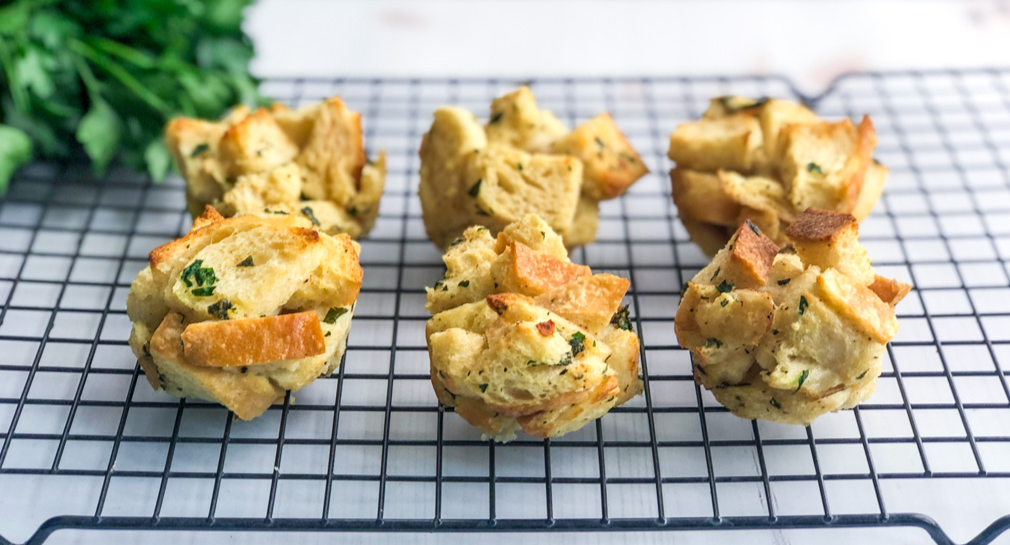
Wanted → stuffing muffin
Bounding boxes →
[425,214,644,441]
[166,97,385,239]
[674,209,910,425]
[419,86,648,249]
[669,96,886,255]
[126,207,363,420]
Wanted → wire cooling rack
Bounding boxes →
[1,70,1009,545]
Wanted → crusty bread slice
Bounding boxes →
[148,312,285,420]
[671,168,740,227]
[552,113,648,200]
[492,241,591,296]
[534,273,629,332]
[668,115,763,173]
[785,208,874,287]
[181,311,326,367]
[218,108,300,177]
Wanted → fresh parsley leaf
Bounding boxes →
[458,280,470,288]
[76,99,122,175]
[710,267,721,281]
[237,256,254,267]
[301,206,320,226]
[777,278,791,286]
[180,260,204,288]
[794,369,809,394]
[468,179,482,197]
[705,337,723,348]
[479,383,488,393]
[489,111,503,124]
[856,370,868,380]
[190,143,210,158]
[207,299,233,320]
[716,280,734,293]
[191,286,216,297]
[807,162,823,175]
[569,331,586,357]
[0,125,32,193]
[746,220,760,235]
[798,295,809,315]
[323,307,349,324]
[610,304,632,331]
[769,398,782,409]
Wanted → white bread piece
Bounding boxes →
[165,97,384,239]
[419,87,647,249]
[126,207,362,420]
[425,214,642,441]
[675,209,910,425]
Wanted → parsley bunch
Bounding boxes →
[0,0,262,193]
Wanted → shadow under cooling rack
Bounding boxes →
[1,69,1010,545]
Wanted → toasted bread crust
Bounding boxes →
[507,241,591,294]
[784,208,857,242]
[730,222,780,285]
[869,274,912,307]
[182,311,326,367]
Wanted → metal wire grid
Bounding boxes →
[0,71,1008,545]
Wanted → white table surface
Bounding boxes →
[40,2,1010,543]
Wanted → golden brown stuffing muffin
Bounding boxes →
[126,207,363,420]
[425,214,644,441]
[669,96,886,255]
[674,209,910,425]
[165,98,385,239]
[419,87,648,249]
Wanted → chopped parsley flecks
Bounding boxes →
[716,280,734,293]
[595,137,605,148]
[237,256,254,267]
[569,331,587,357]
[798,295,809,315]
[323,307,349,324]
[489,111,503,124]
[710,267,721,281]
[856,370,869,380]
[807,162,823,175]
[479,383,488,393]
[468,179,483,197]
[301,206,320,226]
[182,260,218,297]
[777,278,791,286]
[720,299,729,307]
[190,143,210,158]
[705,337,723,349]
[611,304,633,331]
[746,220,761,236]
[458,280,470,288]
[770,398,782,409]
[559,368,567,376]
[207,299,233,320]
[450,237,463,246]
[794,369,809,394]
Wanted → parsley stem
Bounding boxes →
[68,39,170,115]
